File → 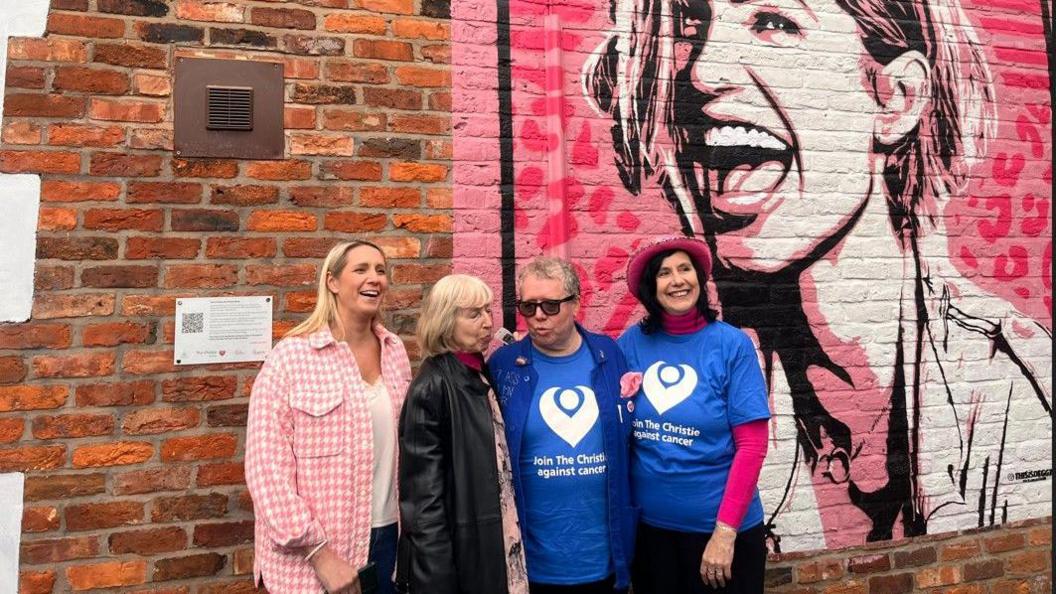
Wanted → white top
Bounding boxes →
[366,378,398,527]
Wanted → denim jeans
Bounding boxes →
[368,523,398,594]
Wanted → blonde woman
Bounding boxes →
[247,240,412,594]
[396,274,528,594]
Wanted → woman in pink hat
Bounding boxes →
[618,236,769,594]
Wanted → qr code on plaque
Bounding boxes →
[181,312,205,334]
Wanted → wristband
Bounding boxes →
[304,540,328,561]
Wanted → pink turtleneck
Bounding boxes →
[454,351,485,373]
[659,309,708,334]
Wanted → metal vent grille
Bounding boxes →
[206,86,253,131]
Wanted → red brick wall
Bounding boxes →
[1,0,451,591]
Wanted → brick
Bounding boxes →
[127,182,202,203]
[161,433,237,461]
[83,208,162,231]
[393,18,449,39]
[848,553,891,574]
[390,162,447,182]
[32,414,114,440]
[359,187,420,208]
[172,158,238,178]
[32,294,115,319]
[916,565,961,589]
[284,35,346,56]
[125,237,201,259]
[82,265,159,288]
[379,138,434,161]
[197,461,245,486]
[867,573,913,594]
[797,559,846,584]
[122,295,177,316]
[54,66,129,95]
[83,322,153,347]
[322,160,382,181]
[151,493,228,521]
[428,91,451,111]
[0,150,80,174]
[130,128,174,150]
[252,7,315,29]
[71,442,153,468]
[289,186,355,207]
[124,408,201,435]
[0,419,23,444]
[50,124,126,148]
[90,152,162,177]
[282,56,319,78]
[291,83,357,104]
[363,87,421,110]
[207,403,248,427]
[3,93,85,117]
[53,0,89,8]
[7,38,87,62]
[233,547,254,575]
[1027,526,1051,546]
[171,209,239,231]
[0,323,71,349]
[89,98,165,122]
[322,109,386,131]
[114,466,192,495]
[109,527,187,555]
[290,133,356,156]
[209,27,278,48]
[67,500,145,532]
[6,66,46,89]
[984,532,1026,553]
[175,0,245,23]
[132,73,172,96]
[163,264,238,288]
[207,238,277,259]
[354,39,413,61]
[21,536,99,564]
[1006,549,1049,575]
[421,0,449,18]
[285,105,317,129]
[246,264,316,286]
[421,44,450,64]
[98,0,169,16]
[42,180,121,202]
[94,43,168,69]
[22,507,60,532]
[325,212,387,232]
[394,214,452,232]
[193,521,254,547]
[34,266,75,292]
[326,61,389,83]
[23,474,106,501]
[37,208,77,231]
[199,581,256,594]
[764,567,793,588]
[247,210,317,231]
[324,14,387,34]
[66,560,147,590]
[359,0,413,14]
[19,570,56,594]
[211,184,278,205]
[154,553,226,581]
[390,113,450,135]
[283,237,342,258]
[37,236,116,262]
[47,13,124,37]
[392,263,449,284]
[3,121,42,144]
[893,545,937,568]
[0,357,27,385]
[33,352,115,378]
[76,381,154,407]
[136,22,205,43]
[395,65,450,87]
[964,558,1004,581]
[246,160,312,180]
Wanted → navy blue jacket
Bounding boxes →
[487,324,638,589]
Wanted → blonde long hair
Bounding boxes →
[416,274,493,358]
[285,240,386,339]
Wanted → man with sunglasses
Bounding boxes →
[488,257,637,594]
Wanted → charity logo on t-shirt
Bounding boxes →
[539,385,599,447]
[641,361,698,414]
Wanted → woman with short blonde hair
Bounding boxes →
[247,240,411,594]
[396,274,528,594]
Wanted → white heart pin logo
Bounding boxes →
[642,361,697,415]
[539,385,599,448]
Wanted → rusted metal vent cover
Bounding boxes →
[207,86,253,131]
[174,58,283,159]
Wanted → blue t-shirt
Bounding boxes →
[617,321,770,533]
[519,343,612,584]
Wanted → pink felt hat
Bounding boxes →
[625,236,713,301]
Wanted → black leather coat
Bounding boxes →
[395,353,509,594]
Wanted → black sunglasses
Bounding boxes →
[516,294,577,317]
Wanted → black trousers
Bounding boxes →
[631,522,766,594]
[529,574,618,594]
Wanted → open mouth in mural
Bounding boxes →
[695,118,796,216]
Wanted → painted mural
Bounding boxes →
[451,0,1054,551]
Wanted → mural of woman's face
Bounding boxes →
[671,0,889,273]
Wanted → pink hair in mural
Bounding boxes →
[451,0,1052,552]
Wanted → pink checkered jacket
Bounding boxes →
[246,325,411,593]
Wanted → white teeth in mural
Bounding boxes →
[705,125,786,151]
[642,361,698,415]
[539,386,600,448]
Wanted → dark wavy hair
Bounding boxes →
[637,248,718,334]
